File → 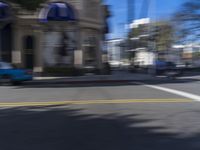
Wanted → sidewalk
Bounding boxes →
[33,71,157,84]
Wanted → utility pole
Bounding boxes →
[125,0,135,63]
[140,0,151,19]
[127,0,134,32]
[127,0,134,51]
[127,0,134,25]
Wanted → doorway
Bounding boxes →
[23,36,35,69]
[0,23,12,62]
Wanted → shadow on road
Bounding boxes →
[0,106,200,150]
[181,71,200,77]
[19,81,135,88]
[13,77,200,89]
[144,78,200,85]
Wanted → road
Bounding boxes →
[0,77,200,150]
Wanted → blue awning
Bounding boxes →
[0,2,9,19]
[39,2,77,22]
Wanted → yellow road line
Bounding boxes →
[0,99,193,107]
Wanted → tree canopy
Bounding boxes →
[174,0,200,42]
[128,21,174,51]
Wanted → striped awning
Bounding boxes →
[0,2,10,19]
[39,2,77,22]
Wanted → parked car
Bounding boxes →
[0,62,33,85]
[155,61,183,77]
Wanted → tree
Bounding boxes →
[150,22,174,51]
[128,21,174,51]
[6,0,47,10]
[174,0,200,42]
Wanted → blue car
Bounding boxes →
[0,62,33,85]
[155,60,183,77]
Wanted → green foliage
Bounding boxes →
[129,22,174,51]
[129,24,148,38]
[193,52,200,58]
[174,0,200,42]
[6,0,47,10]
[152,22,174,51]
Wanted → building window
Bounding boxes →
[0,2,10,19]
[25,36,34,50]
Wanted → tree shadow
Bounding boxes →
[0,106,199,150]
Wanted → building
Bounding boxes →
[173,44,200,67]
[129,18,150,29]
[133,48,155,67]
[0,0,109,73]
[106,39,125,67]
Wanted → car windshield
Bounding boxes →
[0,62,13,69]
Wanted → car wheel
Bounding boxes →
[12,81,22,86]
[0,75,12,85]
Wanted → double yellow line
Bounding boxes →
[0,99,192,107]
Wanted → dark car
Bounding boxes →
[155,61,183,77]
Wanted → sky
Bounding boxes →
[104,0,188,39]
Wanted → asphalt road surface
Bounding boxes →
[0,78,200,150]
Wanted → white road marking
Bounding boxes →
[178,76,200,80]
[133,82,200,102]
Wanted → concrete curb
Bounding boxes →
[31,73,165,84]
[30,78,163,85]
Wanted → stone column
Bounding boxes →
[12,25,23,67]
[33,27,44,74]
[95,32,103,69]
[74,26,83,68]
[79,28,86,67]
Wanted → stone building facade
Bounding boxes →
[0,0,109,72]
